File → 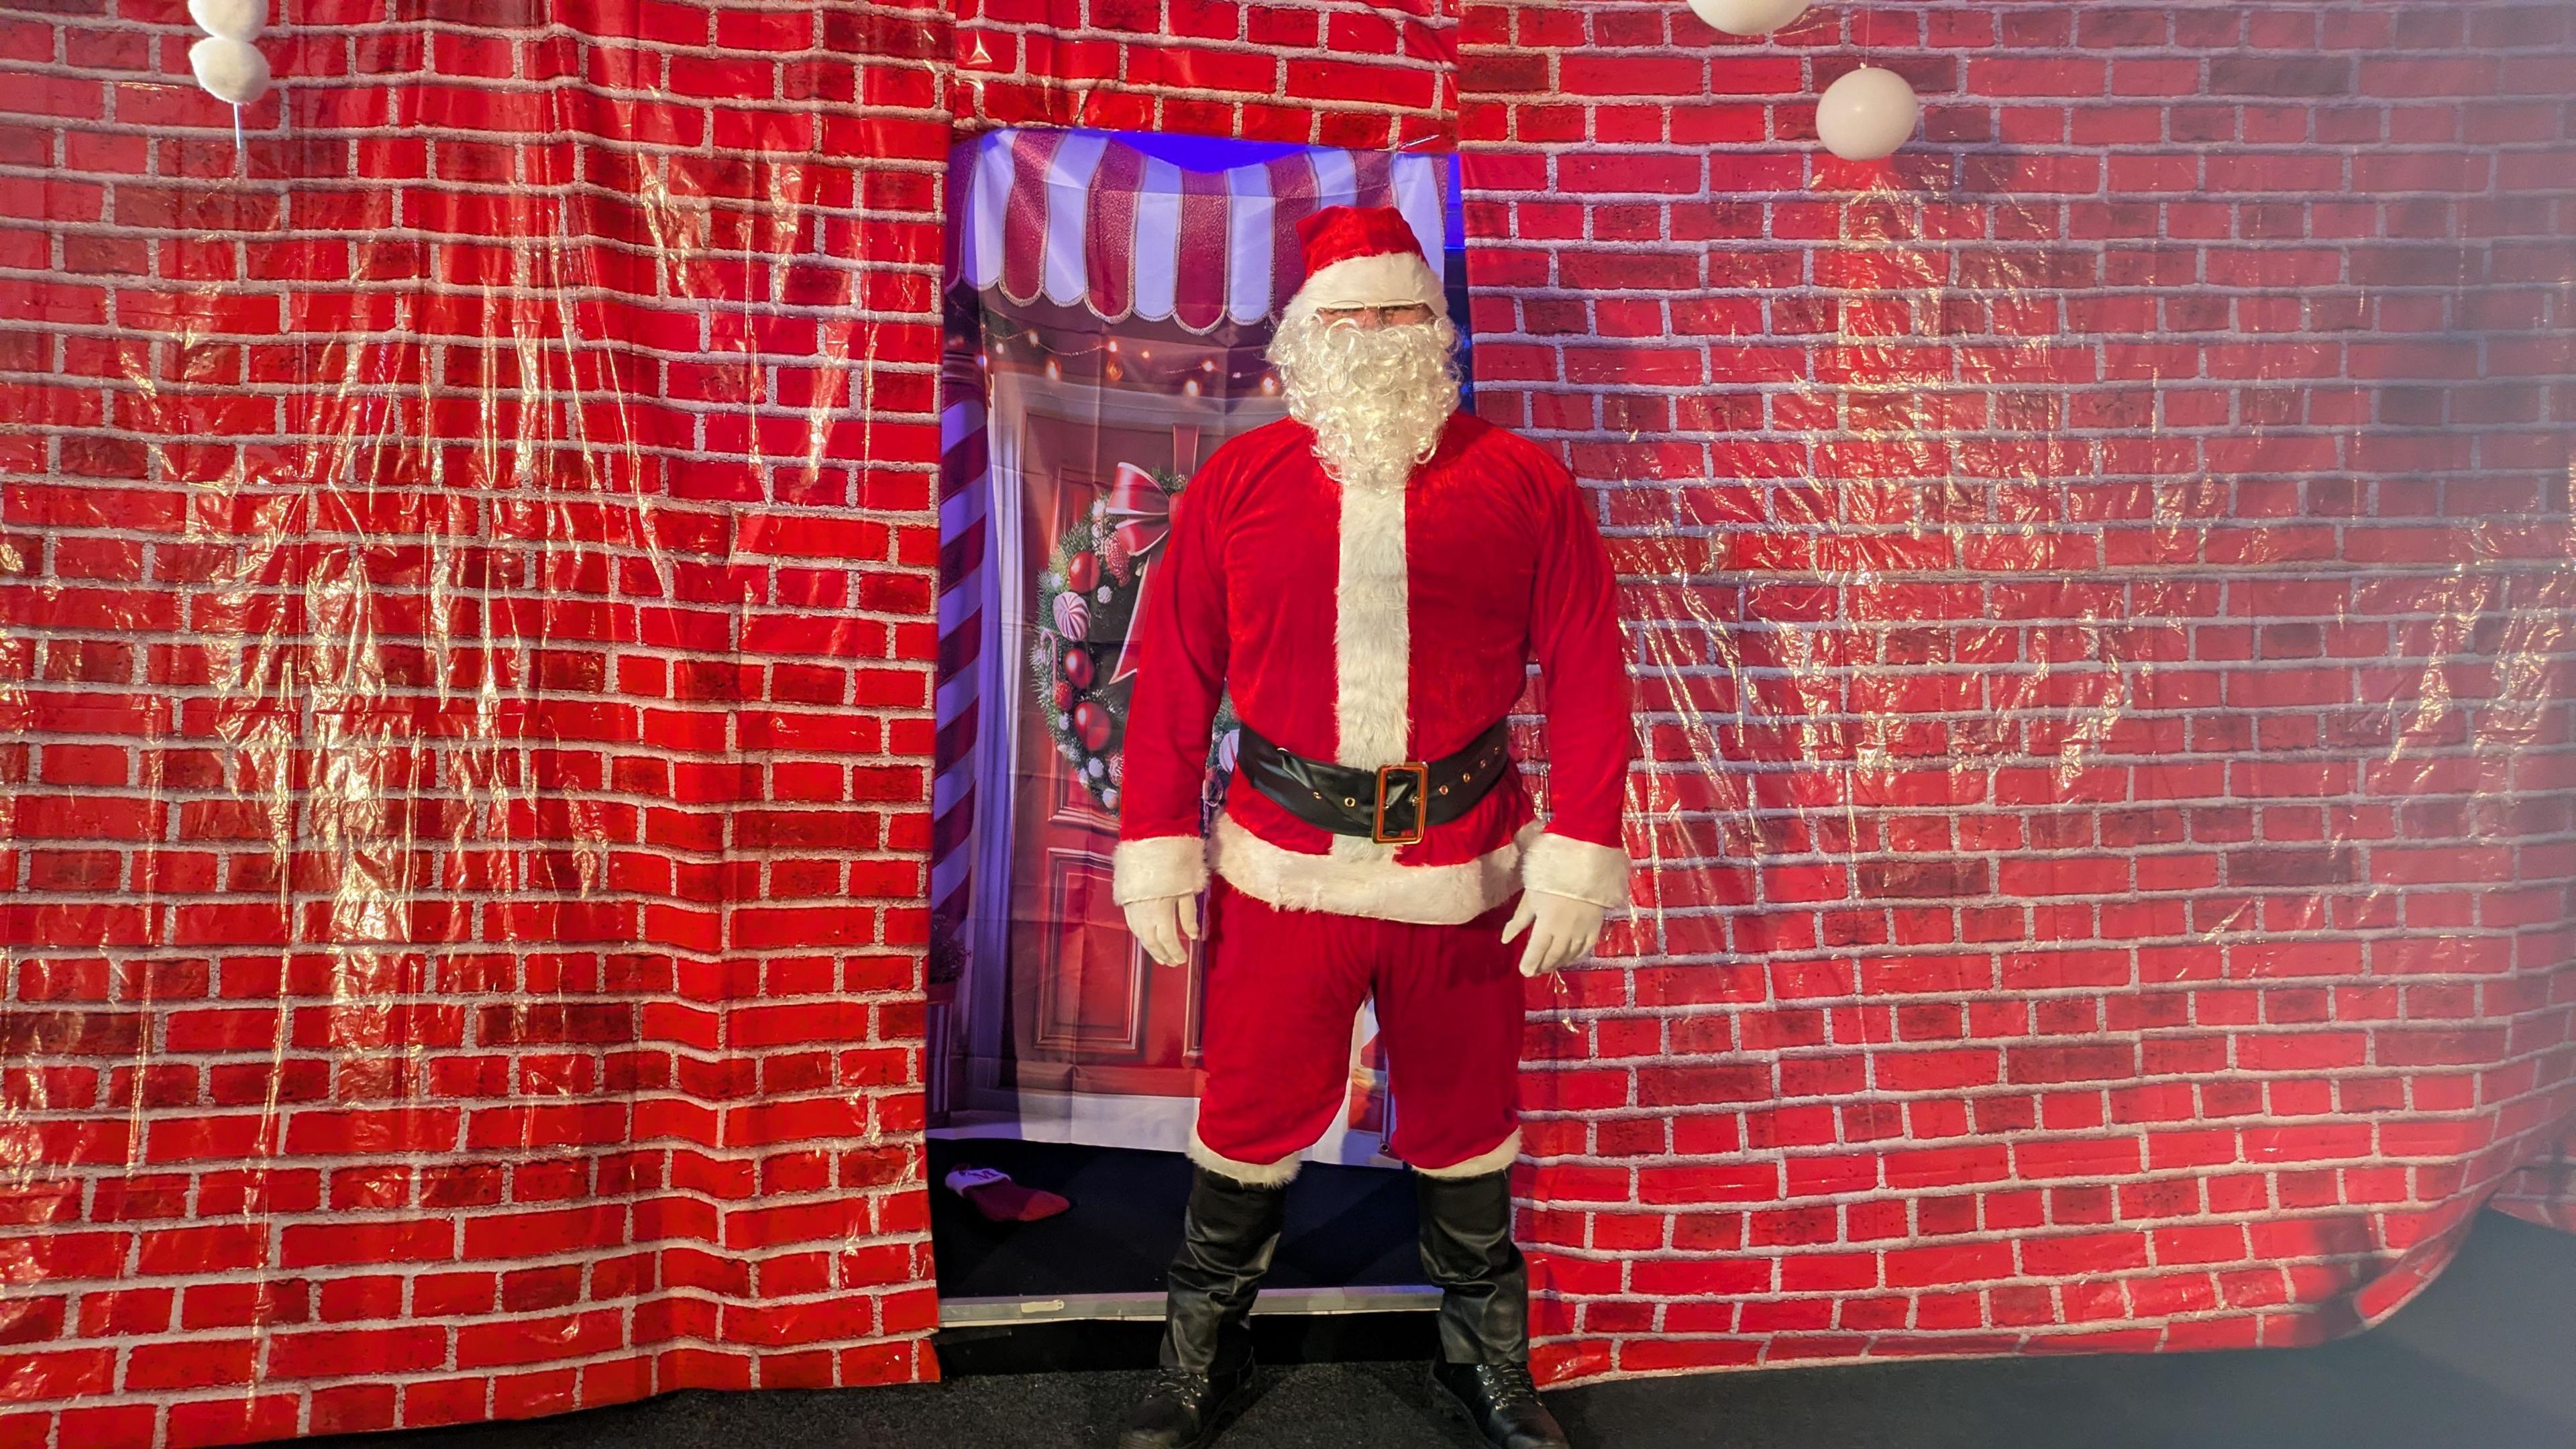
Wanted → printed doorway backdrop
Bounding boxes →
[927,127,1468,1166]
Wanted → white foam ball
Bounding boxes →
[1817,66,1919,161]
[189,0,267,42]
[1684,0,1809,37]
[189,36,271,105]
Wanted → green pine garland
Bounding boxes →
[1028,468,1235,814]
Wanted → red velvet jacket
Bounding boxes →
[1110,411,1634,924]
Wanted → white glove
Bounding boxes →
[1501,890,1605,977]
[1124,893,1201,967]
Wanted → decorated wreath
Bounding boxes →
[1030,463,1236,813]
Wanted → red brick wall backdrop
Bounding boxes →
[1454,0,2576,1381]
[1,0,2573,1445]
[0,0,1459,1442]
[0,1,961,1443]
[2491,1117,2576,1232]
[949,0,1455,146]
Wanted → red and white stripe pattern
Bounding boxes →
[930,382,988,975]
[928,130,1448,983]
[949,127,1449,331]
[928,360,987,1118]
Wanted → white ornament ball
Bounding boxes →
[1817,66,1919,162]
[189,36,271,105]
[189,0,267,42]
[1685,0,1809,37]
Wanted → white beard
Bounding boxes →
[1266,313,1462,493]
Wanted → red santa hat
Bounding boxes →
[1283,204,1445,322]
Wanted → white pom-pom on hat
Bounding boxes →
[188,0,267,42]
[1684,0,1809,37]
[1817,66,1920,161]
[189,34,272,106]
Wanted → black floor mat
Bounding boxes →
[927,1135,1426,1299]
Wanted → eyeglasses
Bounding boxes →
[1316,303,1436,330]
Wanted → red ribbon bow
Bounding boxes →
[1105,462,1174,559]
[1106,463,1179,684]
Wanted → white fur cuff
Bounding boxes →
[1112,834,1209,906]
[1187,1128,1303,1187]
[1521,831,1630,911]
[1413,1126,1522,1179]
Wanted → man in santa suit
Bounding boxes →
[1110,205,1633,1449]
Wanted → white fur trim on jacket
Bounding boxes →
[1412,1126,1523,1179]
[1333,478,1410,771]
[1287,251,1444,321]
[1520,830,1631,912]
[1212,814,1534,925]
[1187,1126,1303,1187]
[1112,833,1210,906]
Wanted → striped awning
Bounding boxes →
[947,128,1450,333]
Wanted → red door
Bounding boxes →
[1002,421,1211,1101]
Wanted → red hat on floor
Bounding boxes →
[1285,204,1444,321]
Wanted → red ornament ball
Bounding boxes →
[1052,680,1073,710]
[1072,700,1114,751]
[1060,648,1094,689]
[1067,551,1102,594]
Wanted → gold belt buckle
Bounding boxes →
[1372,763,1430,845]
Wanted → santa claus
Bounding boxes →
[1110,205,1633,1449]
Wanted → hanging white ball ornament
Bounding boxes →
[1684,0,1809,38]
[189,36,271,105]
[1817,66,1919,161]
[188,0,267,42]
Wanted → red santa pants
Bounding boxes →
[1190,877,1527,1181]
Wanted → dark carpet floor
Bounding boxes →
[311,1208,2576,1449]
[928,1136,1424,1299]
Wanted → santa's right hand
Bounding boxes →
[1124,893,1201,967]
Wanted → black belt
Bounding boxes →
[1234,720,1513,845]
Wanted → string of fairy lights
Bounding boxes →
[978,327,1284,398]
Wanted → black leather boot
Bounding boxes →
[1416,1167,1569,1449]
[1118,1165,1287,1448]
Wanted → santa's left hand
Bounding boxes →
[1501,890,1605,977]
